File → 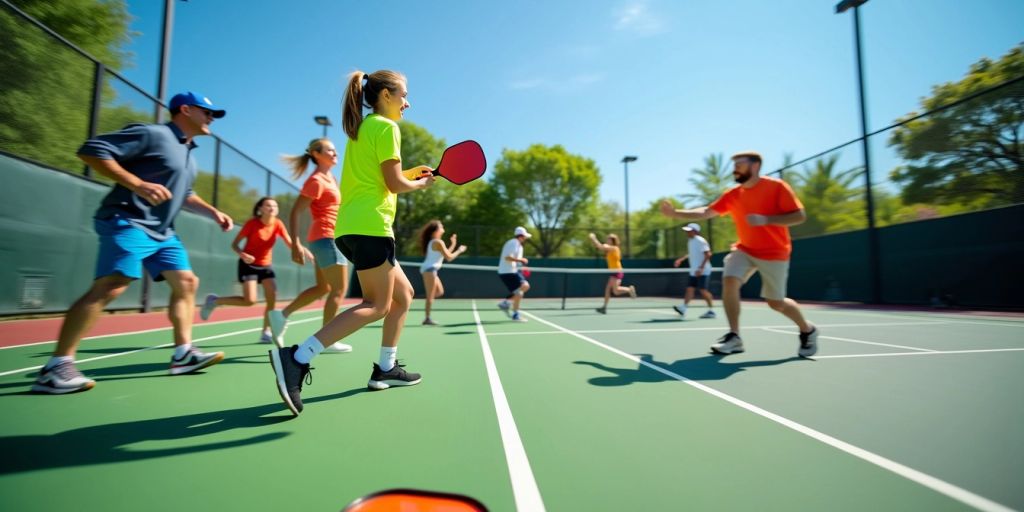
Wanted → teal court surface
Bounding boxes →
[1,298,1022,511]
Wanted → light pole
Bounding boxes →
[621,155,637,258]
[314,116,332,138]
[836,0,880,303]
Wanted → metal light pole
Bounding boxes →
[621,155,637,258]
[836,0,880,303]
[314,116,332,138]
[155,0,175,123]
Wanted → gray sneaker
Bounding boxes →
[32,360,95,394]
[799,326,819,358]
[199,294,218,321]
[710,332,744,355]
[269,346,312,415]
[673,304,687,317]
[699,310,716,319]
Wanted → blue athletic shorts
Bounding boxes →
[687,273,711,290]
[308,237,349,269]
[94,217,191,281]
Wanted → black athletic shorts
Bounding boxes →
[335,235,396,271]
[237,260,275,283]
[499,272,525,293]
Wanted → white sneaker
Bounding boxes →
[710,332,744,354]
[511,312,528,322]
[673,304,687,317]
[798,325,819,358]
[628,285,637,299]
[498,301,512,318]
[200,294,218,321]
[268,309,288,348]
[700,310,716,319]
[324,342,353,353]
[258,331,274,344]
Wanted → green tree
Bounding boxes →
[790,154,866,238]
[887,43,1024,208]
[0,0,136,171]
[490,144,601,257]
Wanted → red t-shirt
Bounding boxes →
[238,217,286,266]
[709,177,803,260]
[300,172,340,242]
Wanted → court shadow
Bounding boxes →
[574,353,804,386]
[636,318,684,324]
[0,401,292,476]
[434,321,499,328]
[443,331,475,336]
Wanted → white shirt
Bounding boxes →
[497,238,522,274]
[687,235,711,276]
[420,239,445,272]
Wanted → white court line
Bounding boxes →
[815,347,1024,360]
[0,317,320,378]
[760,327,937,353]
[754,305,1024,329]
[485,321,951,337]
[521,309,1015,512]
[0,309,322,351]
[471,301,546,512]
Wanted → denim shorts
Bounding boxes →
[94,217,191,281]
[308,237,349,269]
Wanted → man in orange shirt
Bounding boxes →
[660,151,818,357]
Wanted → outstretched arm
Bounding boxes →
[659,200,719,221]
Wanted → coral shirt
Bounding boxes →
[709,177,803,260]
[300,172,340,242]
[238,217,286,266]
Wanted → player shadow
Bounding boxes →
[636,318,685,324]
[0,401,291,475]
[574,353,804,385]
[433,321,500,328]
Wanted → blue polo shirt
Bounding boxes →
[78,122,198,241]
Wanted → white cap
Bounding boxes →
[513,226,532,238]
[682,223,701,233]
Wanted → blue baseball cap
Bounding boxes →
[169,91,226,118]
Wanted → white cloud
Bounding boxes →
[614,1,666,36]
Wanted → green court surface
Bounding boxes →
[1,299,1022,511]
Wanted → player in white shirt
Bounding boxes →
[672,223,716,319]
[496,226,531,322]
[418,220,467,325]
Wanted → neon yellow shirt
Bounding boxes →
[336,114,402,238]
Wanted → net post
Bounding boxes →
[561,272,568,310]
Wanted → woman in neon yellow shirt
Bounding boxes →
[269,69,435,416]
[588,232,637,314]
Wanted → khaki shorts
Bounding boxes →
[722,250,790,300]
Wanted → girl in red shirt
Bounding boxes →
[200,197,308,342]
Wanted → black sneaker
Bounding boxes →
[269,346,312,416]
[596,307,607,314]
[798,326,819,358]
[367,361,421,390]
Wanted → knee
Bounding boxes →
[521,282,531,293]
[766,299,786,311]
[181,274,200,295]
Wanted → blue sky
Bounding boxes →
[117,0,1023,210]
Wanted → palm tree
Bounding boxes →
[677,153,737,253]
[790,154,866,237]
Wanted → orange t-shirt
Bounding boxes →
[239,217,286,266]
[605,246,623,269]
[300,172,340,242]
[709,177,803,260]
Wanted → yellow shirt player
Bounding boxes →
[588,232,637,314]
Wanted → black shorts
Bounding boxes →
[238,260,275,283]
[499,272,525,293]
[687,274,711,290]
[335,235,396,271]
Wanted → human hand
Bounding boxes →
[291,246,306,265]
[240,252,255,264]
[214,210,233,231]
[134,181,173,206]
[659,200,676,217]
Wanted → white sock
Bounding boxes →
[174,344,192,359]
[294,336,325,365]
[379,346,398,372]
[44,355,73,370]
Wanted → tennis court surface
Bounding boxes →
[1,298,1021,511]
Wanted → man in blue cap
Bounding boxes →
[32,92,234,394]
